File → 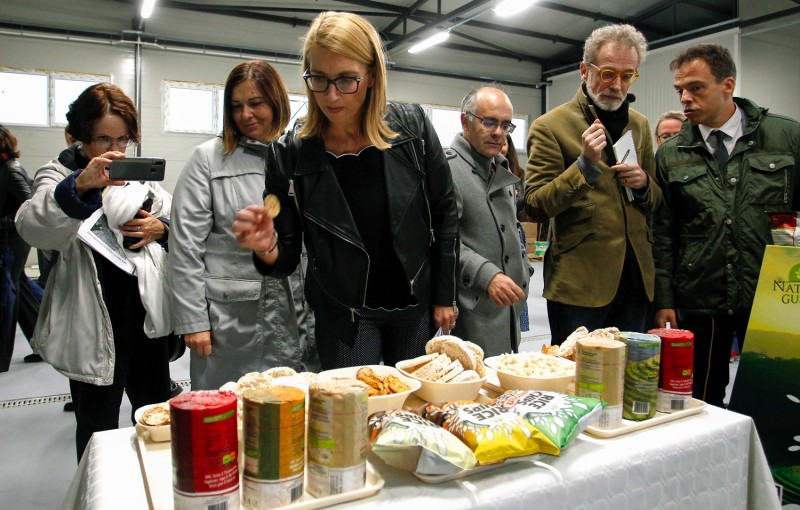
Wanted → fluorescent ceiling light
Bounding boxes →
[141,0,157,19]
[494,0,537,18]
[408,31,450,54]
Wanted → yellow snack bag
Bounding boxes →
[440,402,560,463]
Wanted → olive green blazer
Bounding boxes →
[524,87,662,307]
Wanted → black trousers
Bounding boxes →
[70,262,170,462]
[315,304,434,370]
[0,234,30,372]
[680,309,750,408]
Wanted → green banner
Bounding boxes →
[729,245,800,504]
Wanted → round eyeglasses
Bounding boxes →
[467,112,516,134]
[588,63,639,85]
[92,135,135,149]
[303,71,365,94]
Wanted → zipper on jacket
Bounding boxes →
[408,141,436,245]
[288,179,303,218]
[304,213,371,310]
[409,260,426,295]
[785,168,789,204]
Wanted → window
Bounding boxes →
[164,82,218,134]
[0,69,106,127]
[52,75,107,126]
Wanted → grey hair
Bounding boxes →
[583,24,648,66]
[461,82,508,113]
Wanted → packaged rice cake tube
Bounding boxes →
[171,390,239,510]
[491,390,603,448]
[368,410,477,475]
[617,332,661,421]
[649,328,694,412]
[437,401,560,463]
[576,337,626,429]
[768,211,800,246]
[307,378,369,497]
[241,386,306,510]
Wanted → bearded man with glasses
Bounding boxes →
[444,85,533,356]
[525,24,662,346]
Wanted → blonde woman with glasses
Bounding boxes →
[234,11,459,370]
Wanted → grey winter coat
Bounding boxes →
[446,134,533,356]
[170,137,317,390]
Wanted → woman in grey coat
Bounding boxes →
[170,61,317,390]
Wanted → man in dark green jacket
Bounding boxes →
[653,43,800,407]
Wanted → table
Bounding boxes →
[62,404,780,510]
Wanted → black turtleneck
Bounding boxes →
[584,83,631,143]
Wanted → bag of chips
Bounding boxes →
[491,390,604,449]
[368,410,477,475]
[436,401,560,463]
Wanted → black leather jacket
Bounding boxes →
[258,102,459,346]
[1,159,32,234]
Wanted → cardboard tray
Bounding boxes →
[134,426,384,510]
[583,398,706,438]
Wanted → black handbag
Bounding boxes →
[167,332,186,362]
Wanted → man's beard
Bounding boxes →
[586,86,624,112]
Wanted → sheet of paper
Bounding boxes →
[612,130,636,201]
[77,209,137,275]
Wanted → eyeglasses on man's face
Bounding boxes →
[303,71,364,94]
[467,112,516,134]
[92,135,134,149]
[588,63,639,85]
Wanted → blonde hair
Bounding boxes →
[298,11,396,149]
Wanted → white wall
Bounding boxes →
[739,19,800,121]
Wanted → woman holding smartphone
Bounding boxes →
[15,83,172,461]
[233,12,459,370]
[170,61,317,390]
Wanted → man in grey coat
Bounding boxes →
[446,85,532,356]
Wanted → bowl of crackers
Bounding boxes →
[134,402,171,442]
[317,365,421,416]
[396,335,487,403]
[483,352,575,393]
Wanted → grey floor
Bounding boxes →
[0,260,737,509]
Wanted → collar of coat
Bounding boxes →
[448,133,519,192]
[670,97,768,150]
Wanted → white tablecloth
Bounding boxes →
[63,404,780,510]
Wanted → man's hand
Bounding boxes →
[581,119,607,165]
[185,330,212,357]
[656,309,678,329]
[611,161,649,190]
[487,273,526,307]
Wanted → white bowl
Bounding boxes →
[484,353,575,393]
[134,402,171,442]
[317,365,421,416]
[395,365,486,403]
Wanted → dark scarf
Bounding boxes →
[584,83,632,143]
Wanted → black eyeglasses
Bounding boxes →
[302,71,364,94]
[467,112,516,134]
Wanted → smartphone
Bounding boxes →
[108,157,166,181]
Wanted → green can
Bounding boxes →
[617,332,661,421]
